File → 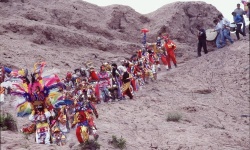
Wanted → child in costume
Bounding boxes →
[29,101,51,144]
[51,126,66,146]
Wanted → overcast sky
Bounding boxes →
[82,0,249,23]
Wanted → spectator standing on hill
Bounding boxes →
[218,14,234,44]
[234,3,246,35]
[232,12,246,40]
[196,25,208,57]
[213,19,225,48]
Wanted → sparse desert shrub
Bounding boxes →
[78,139,101,150]
[0,112,18,131]
[109,135,126,150]
[194,89,212,94]
[167,112,182,122]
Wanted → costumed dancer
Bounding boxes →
[56,105,70,133]
[0,85,4,102]
[137,49,143,59]
[119,66,133,99]
[29,99,52,144]
[147,46,155,65]
[86,83,98,103]
[64,72,74,91]
[156,36,164,71]
[132,62,143,87]
[149,61,157,81]
[88,66,100,103]
[71,109,89,143]
[129,58,140,91]
[163,36,177,69]
[97,65,112,102]
[141,28,149,56]
[51,126,66,146]
[11,62,63,144]
[76,99,99,140]
[111,63,123,100]
[125,61,138,92]
[149,40,168,71]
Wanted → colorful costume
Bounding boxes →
[10,62,63,144]
[86,85,98,103]
[29,104,51,144]
[164,39,177,69]
[57,106,70,133]
[97,67,112,102]
[0,86,4,102]
[75,99,99,140]
[110,63,122,100]
[149,42,168,71]
[71,110,90,143]
[64,72,74,91]
[51,126,66,146]
[121,69,133,99]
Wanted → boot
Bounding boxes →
[165,66,169,71]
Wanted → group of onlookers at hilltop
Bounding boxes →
[196,3,249,57]
[217,3,248,42]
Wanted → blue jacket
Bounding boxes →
[233,14,243,23]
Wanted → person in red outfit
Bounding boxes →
[163,37,177,69]
[88,67,99,82]
[71,110,89,143]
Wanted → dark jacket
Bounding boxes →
[198,29,207,41]
[122,72,130,83]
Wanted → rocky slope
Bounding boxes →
[0,0,221,72]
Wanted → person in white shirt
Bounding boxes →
[234,3,246,35]
[213,19,225,48]
[218,14,234,44]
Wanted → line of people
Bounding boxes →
[0,34,178,146]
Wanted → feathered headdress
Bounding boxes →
[11,62,63,117]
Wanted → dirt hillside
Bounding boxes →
[0,0,221,72]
